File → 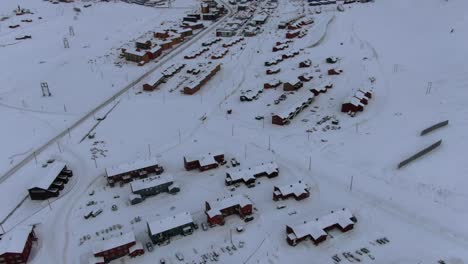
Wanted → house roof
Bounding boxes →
[88,256,105,264]
[226,162,278,183]
[206,195,252,218]
[274,92,314,119]
[354,90,368,100]
[30,161,66,190]
[162,63,185,76]
[276,181,308,197]
[145,72,164,85]
[184,151,223,164]
[130,174,174,193]
[345,97,364,107]
[106,157,160,178]
[93,232,136,254]
[0,226,33,255]
[288,208,354,240]
[147,212,193,236]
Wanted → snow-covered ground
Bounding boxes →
[2,0,468,263]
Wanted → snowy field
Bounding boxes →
[1,0,468,263]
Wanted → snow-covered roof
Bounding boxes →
[274,92,314,119]
[354,91,368,100]
[253,13,268,22]
[0,226,33,255]
[130,174,174,193]
[275,181,308,197]
[226,162,278,183]
[288,208,354,240]
[126,49,147,56]
[162,63,185,76]
[106,157,160,178]
[30,161,66,190]
[206,195,252,217]
[88,256,105,264]
[344,96,364,107]
[184,151,223,163]
[93,232,136,254]
[145,72,164,85]
[149,46,162,54]
[148,212,193,236]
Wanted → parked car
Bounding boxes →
[146,242,154,252]
[244,215,254,222]
[201,223,208,231]
[276,204,286,210]
[175,252,184,261]
[255,116,264,120]
[160,258,166,264]
[236,226,244,233]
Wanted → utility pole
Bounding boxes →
[68,128,71,139]
[349,176,354,191]
[69,26,75,36]
[231,125,234,136]
[268,136,271,151]
[178,129,181,144]
[244,144,247,160]
[148,144,151,157]
[63,37,70,48]
[57,141,62,153]
[47,199,52,210]
[94,158,98,168]
[308,156,311,170]
[33,152,37,165]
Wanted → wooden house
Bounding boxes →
[328,68,343,75]
[122,49,151,64]
[205,195,253,226]
[143,72,165,92]
[147,212,195,244]
[341,97,364,113]
[264,79,282,89]
[225,162,279,186]
[272,93,314,125]
[0,226,37,264]
[154,30,170,39]
[135,40,152,50]
[286,30,300,39]
[105,157,164,187]
[183,151,224,171]
[283,80,303,91]
[183,63,221,95]
[130,174,179,198]
[299,59,312,68]
[273,181,309,201]
[28,162,73,200]
[92,232,143,263]
[286,208,356,246]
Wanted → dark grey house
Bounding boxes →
[130,174,179,198]
[28,161,73,200]
[147,212,195,244]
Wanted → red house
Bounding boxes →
[183,152,224,171]
[92,232,144,263]
[286,208,356,246]
[105,157,164,187]
[143,73,165,92]
[264,79,282,89]
[341,97,364,113]
[154,30,170,39]
[183,63,221,95]
[273,181,309,201]
[0,226,37,264]
[328,68,343,75]
[205,195,253,226]
[286,30,300,39]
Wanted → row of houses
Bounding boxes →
[278,14,305,29]
[105,157,164,187]
[286,208,357,246]
[264,50,300,66]
[310,83,333,96]
[341,88,373,113]
[28,161,73,200]
[145,194,253,245]
[272,93,315,125]
[286,29,307,39]
[273,181,310,201]
[287,16,314,30]
[182,63,222,95]
[225,162,279,186]
[222,37,244,48]
[183,152,225,171]
[184,47,210,59]
[90,231,144,264]
[129,174,180,205]
[211,48,229,59]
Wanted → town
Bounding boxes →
[0,0,466,264]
